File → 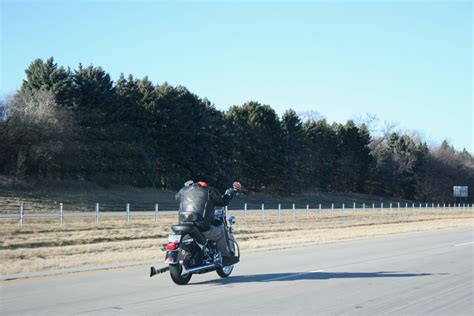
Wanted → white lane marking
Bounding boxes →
[263,270,324,282]
[454,241,474,247]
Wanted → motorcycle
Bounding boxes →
[150,208,240,285]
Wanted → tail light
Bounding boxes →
[166,242,178,251]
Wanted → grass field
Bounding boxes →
[0,179,413,214]
[1,207,472,275]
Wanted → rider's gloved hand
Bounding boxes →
[225,182,240,196]
[233,181,241,190]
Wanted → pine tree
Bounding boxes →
[21,57,74,106]
[281,109,305,192]
[226,102,283,191]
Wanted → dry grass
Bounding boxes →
[1,208,473,275]
[0,179,414,214]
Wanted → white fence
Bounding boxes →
[2,201,473,226]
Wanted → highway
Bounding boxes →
[1,228,473,315]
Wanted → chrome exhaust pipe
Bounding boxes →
[183,263,216,274]
[150,266,169,277]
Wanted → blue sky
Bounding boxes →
[1,0,472,152]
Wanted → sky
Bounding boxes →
[1,0,472,152]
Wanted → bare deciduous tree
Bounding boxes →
[1,90,75,181]
[352,112,379,133]
[297,110,325,122]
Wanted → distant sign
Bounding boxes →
[453,186,468,197]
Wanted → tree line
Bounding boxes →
[1,57,473,202]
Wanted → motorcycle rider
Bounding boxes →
[175,180,241,266]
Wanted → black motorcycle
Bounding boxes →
[150,209,239,285]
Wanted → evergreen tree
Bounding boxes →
[333,121,372,192]
[302,119,339,190]
[371,133,426,199]
[226,102,283,191]
[281,109,305,192]
[21,57,74,106]
[112,74,148,185]
[72,63,116,183]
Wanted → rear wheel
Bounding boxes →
[169,264,192,285]
[216,265,234,278]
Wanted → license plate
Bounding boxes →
[168,234,182,243]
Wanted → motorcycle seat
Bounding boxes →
[171,224,195,234]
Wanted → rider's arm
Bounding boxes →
[209,187,235,206]
[175,187,184,200]
[222,188,236,205]
[209,187,225,206]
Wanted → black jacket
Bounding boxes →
[175,184,234,231]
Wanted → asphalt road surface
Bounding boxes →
[1,228,473,315]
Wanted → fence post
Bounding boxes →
[95,203,99,224]
[397,202,400,215]
[372,203,375,214]
[19,202,24,227]
[390,202,392,214]
[353,202,356,214]
[292,203,295,220]
[126,203,130,223]
[342,203,345,211]
[60,203,64,226]
[261,203,264,220]
[306,204,309,218]
[319,203,322,217]
[278,203,281,221]
[331,203,334,214]
[155,203,158,222]
[363,203,365,211]
[405,202,408,213]
[381,203,383,214]
[244,203,247,222]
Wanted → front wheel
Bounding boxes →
[216,265,234,278]
[169,264,192,285]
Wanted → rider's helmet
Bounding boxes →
[197,181,208,187]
